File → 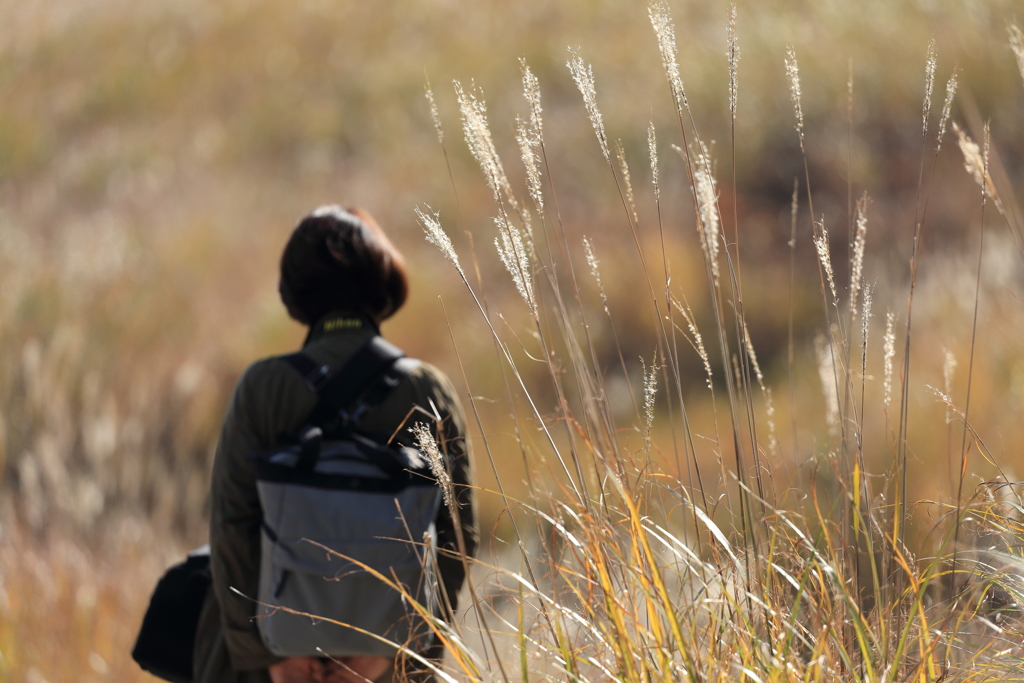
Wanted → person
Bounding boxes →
[193,206,477,683]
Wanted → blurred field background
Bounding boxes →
[2,0,1024,680]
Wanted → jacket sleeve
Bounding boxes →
[208,362,284,671]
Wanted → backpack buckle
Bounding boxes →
[338,402,369,425]
[303,365,331,392]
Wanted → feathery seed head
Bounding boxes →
[1009,25,1024,86]
[516,116,544,215]
[694,150,721,284]
[416,205,463,278]
[641,351,658,454]
[424,82,444,145]
[861,284,873,347]
[520,60,544,142]
[937,70,959,152]
[454,80,520,212]
[728,2,739,119]
[850,194,869,306]
[567,48,609,163]
[813,218,837,303]
[953,122,994,199]
[923,39,937,138]
[583,237,610,315]
[410,423,453,510]
[648,122,660,202]
[742,322,764,387]
[649,1,686,109]
[615,140,638,224]
[494,216,534,313]
[883,311,896,409]
[785,47,804,144]
[673,298,712,390]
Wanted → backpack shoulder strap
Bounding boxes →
[286,337,414,429]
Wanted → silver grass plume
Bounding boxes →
[815,333,840,437]
[518,61,545,215]
[410,424,454,510]
[936,70,958,153]
[517,116,544,216]
[673,298,712,390]
[567,48,609,163]
[1009,25,1024,86]
[520,60,544,142]
[454,80,520,213]
[813,218,837,303]
[883,311,896,409]
[922,39,937,138]
[850,194,869,308]
[416,206,464,279]
[584,237,610,316]
[495,216,535,313]
[648,122,660,203]
[943,348,957,425]
[785,47,805,146]
[615,140,638,224]
[649,1,686,109]
[953,122,995,200]
[861,284,873,372]
[424,82,444,145]
[694,148,721,284]
[728,1,739,121]
[641,350,658,454]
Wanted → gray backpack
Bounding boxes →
[247,337,442,657]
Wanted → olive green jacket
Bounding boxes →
[194,313,477,682]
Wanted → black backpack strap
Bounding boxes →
[284,336,416,429]
[304,336,407,427]
[281,353,331,391]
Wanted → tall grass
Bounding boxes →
[407,6,1024,681]
[3,1,1024,681]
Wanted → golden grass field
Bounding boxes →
[3,0,1024,680]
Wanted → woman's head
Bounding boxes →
[278,206,409,326]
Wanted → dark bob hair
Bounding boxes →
[278,206,409,326]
